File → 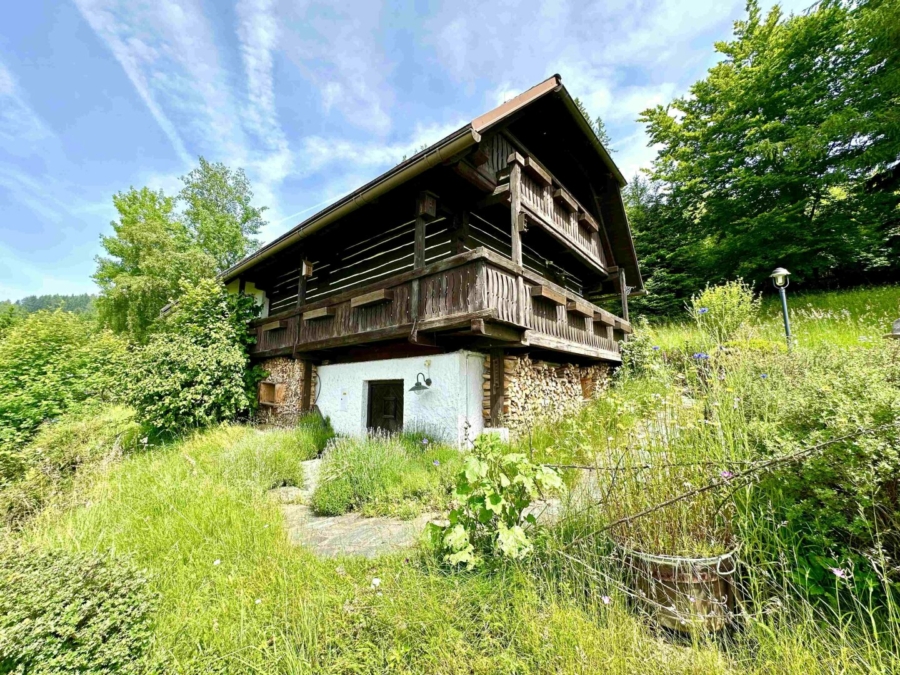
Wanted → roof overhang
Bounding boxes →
[223,73,632,283]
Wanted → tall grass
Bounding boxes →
[312,431,461,518]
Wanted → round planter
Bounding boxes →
[619,546,737,632]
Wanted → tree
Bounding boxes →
[179,158,265,271]
[94,158,266,342]
[125,279,263,434]
[633,1,899,313]
[573,97,614,150]
[93,187,214,342]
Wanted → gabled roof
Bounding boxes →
[223,74,641,290]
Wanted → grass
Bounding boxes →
[312,431,462,519]
[2,285,900,673]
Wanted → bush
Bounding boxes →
[434,434,564,569]
[0,311,128,466]
[312,433,459,518]
[0,407,142,527]
[0,547,157,674]
[125,280,263,435]
[687,278,760,345]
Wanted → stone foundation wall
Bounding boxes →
[482,354,609,439]
[256,357,318,425]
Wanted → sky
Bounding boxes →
[0,0,812,302]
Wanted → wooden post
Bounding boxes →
[490,347,505,426]
[508,154,526,325]
[411,192,435,334]
[296,260,313,309]
[453,212,471,254]
[300,360,313,412]
[508,156,523,266]
[619,269,630,323]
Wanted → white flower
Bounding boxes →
[371,577,381,588]
[255,599,261,605]
[213,559,221,566]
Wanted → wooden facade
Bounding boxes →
[224,74,642,380]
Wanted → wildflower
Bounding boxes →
[652,346,660,351]
[601,595,611,605]
[433,460,440,467]
[720,470,734,480]
[213,559,221,566]
[371,577,382,588]
[698,307,709,314]
[692,352,709,360]
[255,599,262,605]
[689,596,696,603]
[760,373,768,379]
[830,567,848,579]
[422,438,430,446]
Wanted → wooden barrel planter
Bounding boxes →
[620,547,737,632]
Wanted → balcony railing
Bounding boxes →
[249,248,627,361]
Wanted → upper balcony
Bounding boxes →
[475,143,609,277]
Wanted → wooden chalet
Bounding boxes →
[223,74,643,443]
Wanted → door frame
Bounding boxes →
[366,379,405,433]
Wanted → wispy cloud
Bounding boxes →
[73,0,292,218]
[0,59,53,150]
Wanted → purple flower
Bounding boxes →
[760,373,768,379]
[433,460,440,467]
[720,470,733,480]
[692,352,709,360]
[422,438,430,445]
[601,595,611,605]
[831,567,848,579]
[652,346,660,351]
[698,307,709,314]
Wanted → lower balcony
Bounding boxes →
[248,247,629,361]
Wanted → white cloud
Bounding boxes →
[0,59,53,150]
[73,0,293,220]
[280,0,394,135]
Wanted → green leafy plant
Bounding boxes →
[687,278,760,345]
[0,547,157,674]
[435,434,564,569]
[0,310,128,467]
[125,279,262,435]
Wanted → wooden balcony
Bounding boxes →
[249,248,627,362]
[482,150,608,275]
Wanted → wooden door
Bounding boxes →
[367,380,404,434]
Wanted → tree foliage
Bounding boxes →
[94,158,265,342]
[124,279,263,435]
[0,311,128,470]
[630,0,900,314]
[573,97,614,150]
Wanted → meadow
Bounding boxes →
[1,284,899,674]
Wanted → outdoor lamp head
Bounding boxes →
[409,372,432,394]
[770,267,791,289]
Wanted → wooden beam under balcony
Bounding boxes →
[523,157,551,186]
[350,288,394,308]
[566,298,594,317]
[303,306,336,321]
[552,187,578,213]
[530,284,567,305]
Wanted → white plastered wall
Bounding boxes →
[225,279,269,318]
[315,350,485,446]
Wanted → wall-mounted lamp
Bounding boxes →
[409,372,432,394]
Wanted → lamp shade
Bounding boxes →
[770,267,791,288]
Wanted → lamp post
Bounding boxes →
[770,267,792,350]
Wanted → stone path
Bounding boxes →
[271,458,571,559]
[272,459,442,558]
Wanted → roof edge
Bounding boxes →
[222,125,481,282]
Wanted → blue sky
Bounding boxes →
[0,0,810,301]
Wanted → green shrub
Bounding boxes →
[0,547,157,674]
[125,280,263,435]
[312,434,459,518]
[687,278,760,345]
[0,406,142,527]
[434,434,564,569]
[0,311,128,466]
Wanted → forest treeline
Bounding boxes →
[622,0,899,314]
